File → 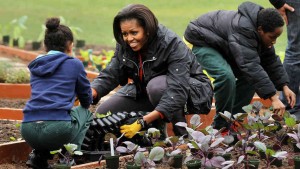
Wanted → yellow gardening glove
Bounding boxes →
[120,120,143,138]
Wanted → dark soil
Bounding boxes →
[0,99,27,109]
[0,163,29,169]
[0,119,22,143]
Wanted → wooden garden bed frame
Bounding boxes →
[0,45,98,79]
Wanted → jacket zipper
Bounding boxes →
[122,55,157,79]
[141,57,157,79]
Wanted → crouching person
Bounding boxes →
[91,4,213,139]
[21,17,93,169]
[184,1,296,130]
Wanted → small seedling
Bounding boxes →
[50,143,83,167]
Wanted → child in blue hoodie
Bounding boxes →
[21,17,93,169]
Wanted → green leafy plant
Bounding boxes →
[146,128,162,145]
[116,141,147,168]
[133,146,165,168]
[287,123,300,149]
[254,141,287,168]
[91,54,103,65]
[10,15,28,48]
[242,101,297,150]
[36,24,46,42]
[50,143,83,167]
[5,68,30,84]
[59,16,82,40]
[101,49,114,69]
[0,60,30,83]
[0,24,3,38]
[79,49,91,62]
[116,141,147,155]
[0,21,12,38]
[163,136,186,167]
[86,49,114,72]
[0,61,12,82]
[176,114,233,168]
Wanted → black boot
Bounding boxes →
[26,149,52,169]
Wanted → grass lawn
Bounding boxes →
[0,0,286,53]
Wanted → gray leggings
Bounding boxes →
[95,75,187,136]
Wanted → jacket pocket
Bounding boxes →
[186,78,213,115]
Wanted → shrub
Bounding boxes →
[4,68,30,83]
[0,61,12,82]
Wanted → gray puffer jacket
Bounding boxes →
[92,24,211,121]
[184,1,288,99]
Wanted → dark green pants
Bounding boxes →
[21,106,93,151]
[192,46,255,129]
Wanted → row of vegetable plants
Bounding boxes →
[99,101,300,169]
[0,16,85,50]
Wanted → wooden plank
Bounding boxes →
[0,83,31,99]
[0,141,32,164]
[0,108,23,120]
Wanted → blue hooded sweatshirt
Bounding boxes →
[23,51,92,122]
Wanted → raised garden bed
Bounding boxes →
[4,45,294,169]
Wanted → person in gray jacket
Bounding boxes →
[184,1,296,130]
[91,4,213,138]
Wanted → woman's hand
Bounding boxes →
[120,119,143,138]
[120,110,163,138]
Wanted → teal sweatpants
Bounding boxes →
[192,46,255,129]
[21,106,93,151]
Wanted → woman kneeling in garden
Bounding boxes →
[91,4,213,139]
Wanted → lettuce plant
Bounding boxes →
[116,140,147,155]
[133,147,165,168]
[287,123,300,149]
[163,135,187,166]
[254,141,287,168]
[176,114,233,168]
[50,143,83,167]
[243,101,297,150]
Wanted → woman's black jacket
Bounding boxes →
[92,24,210,121]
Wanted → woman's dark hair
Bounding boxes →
[113,4,158,47]
[44,17,73,52]
[257,8,284,32]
